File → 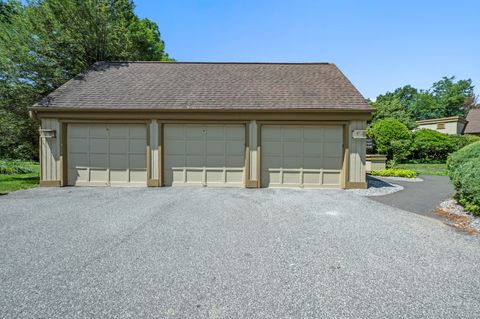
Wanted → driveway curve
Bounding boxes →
[0,187,479,318]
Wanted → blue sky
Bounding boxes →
[134,0,479,99]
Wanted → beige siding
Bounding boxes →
[40,118,61,181]
[149,120,159,180]
[248,120,258,182]
[416,121,465,135]
[349,120,366,183]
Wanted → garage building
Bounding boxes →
[30,62,372,189]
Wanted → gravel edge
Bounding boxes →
[438,199,480,232]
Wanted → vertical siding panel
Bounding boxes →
[40,118,61,181]
[149,120,159,180]
[348,120,367,183]
[249,120,258,181]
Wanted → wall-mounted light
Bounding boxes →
[352,130,366,139]
[40,129,56,139]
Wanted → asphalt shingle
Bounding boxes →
[34,62,371,110]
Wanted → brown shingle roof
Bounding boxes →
[34,62,371,110]
[465,108,480,134]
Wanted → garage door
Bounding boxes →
[164,124,245,187]
[68,123,147,186]
[261,125,344,188]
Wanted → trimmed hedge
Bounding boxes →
[447,141,480,215]
[370,168,417,179]
[411,129,453,160]
[368,118,412,164]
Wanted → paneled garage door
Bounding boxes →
[261,125,344,188]
[164,124,245,187]
[68,123,147,186]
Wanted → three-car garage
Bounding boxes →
[32,62,371,189]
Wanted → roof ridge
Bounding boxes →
[95,61,333,65]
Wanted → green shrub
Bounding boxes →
[370,168,417,179]
[447,141,480,174]
[369,118,412,161]
[410,129,453,161]
[0,160,35,175]
[448,134,480,152]
[447,141,480,215]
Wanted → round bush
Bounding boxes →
[411,129,453,161]
[447,141,480,175]
[369,118,412,160]
[447,141,480,215]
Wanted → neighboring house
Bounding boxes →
[29,62,372,189]
[415,116,468,135]
[464,108,480,136]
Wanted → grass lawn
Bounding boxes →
[0,162,40,194]
[395,163,448,176]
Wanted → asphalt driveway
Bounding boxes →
[1,187,479,318]
[370,175,454,218]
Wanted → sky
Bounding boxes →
[134,0,479,100]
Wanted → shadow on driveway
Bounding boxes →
[369,175,454,219]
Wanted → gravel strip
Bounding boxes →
[347,176,403,196]
[439,199,480,231]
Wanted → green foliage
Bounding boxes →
[0,0,172,160]
[395,163,448,176]
[0,160,39,193]
[369,118,412,161]
[410,129,453,161]
[370,168,417,179]
[447,142,480,215]
[447,141,480,177]
[448,134,480,152]
[0,159,35,174]
[370,79,475,129]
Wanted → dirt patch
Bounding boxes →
[434,208,478,234]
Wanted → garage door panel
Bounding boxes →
[226,141,244,155]
[206,140,225,155]
[109,126,129,138]
[303,172,321,185]
[186,155,204,167]
[90,169,108,182]
[226,155,244,167]
[206,155,225,166]
[89,125,108,138]
[129,154,146,169]
[324,127,343,141]
[282,128,302,140]
[283,142,302,156]
[262,141,282,156]
[110,169,128,183]
[89,153,108,167]
[109,154,128,169]
[129,169,147,183]
[69,153,89,168]
[129,126,147,138]
[323,172,341,185]
[186,126,204,138]
[283,156,302,168]
[186,140,204,155]
[129,139,147,153]
[304,142,322,156]
[226,126,244,139]
[261,125,343,188]
[67,123,147,186]
[164,124,245,187]
[109,139,128,153]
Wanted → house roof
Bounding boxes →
[416,116,467,125]
[33,62,371,111]
[465,108,480,134]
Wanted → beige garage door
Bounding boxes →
[68,123,147,186]
[261,125,344,188]
[164,124,245,187]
